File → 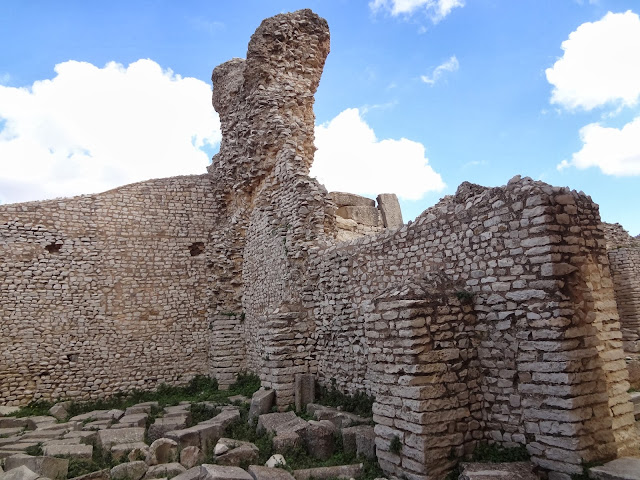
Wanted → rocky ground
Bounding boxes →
[1,383,639,480]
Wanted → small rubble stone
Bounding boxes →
[200,464,253,480]
[248,390,275,423]
[179,446,204,469]
[110,461,148,480]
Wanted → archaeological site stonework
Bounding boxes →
[1,9,639,480]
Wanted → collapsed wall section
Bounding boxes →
[0,175,217,405]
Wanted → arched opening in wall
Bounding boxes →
[45,243,62,253]
[189,242,205,256]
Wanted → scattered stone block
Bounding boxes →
[67,469,110,480]
[248,465,296,480]
[257,412,297,435]
[200,464,253,480]
[143,463,186,480]
[355,426,376,460]
[112,442,148,461]
[227,395,248,404]
[166,423,222,452]
[62,431,97,445]
[248,390,275,423]
[125,403,158,416]
[4,454,69,479]
[214,439,259,467]
[1,465,40,480]
[171,467,201,480]
[294,375,315,413]
[82,420,112,431]
[341,426,369,455]
[113,414,148,429]
[329,192,375,208]
[25,417,57,431]
[110,461,148,480]
[148,417,189,443]
[292,463,363,480]
[179,446,204,469]
[274,417,308,437]
[42,444,93,460]
[589,457,640,480]
[272,432,302,454]
[303,421,335,461]
[0,407,21,417]
[148,438,178,465]
[202,408,240,428]
[0,418,28,429]
[265,454,286,468]
[0,428,24,437]
[376,193,403,228]
[97,427,145,449]
[48,403,71,422]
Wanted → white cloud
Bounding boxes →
[546,11,640,111]
[370,0,464,22]
[311,108,445,200]
[0,59,220,204]
[421,56,459,85]
[559,116,640,175]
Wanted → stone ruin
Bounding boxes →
[1,8,640,480]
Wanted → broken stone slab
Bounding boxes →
[67,469,109,480]
[294,374,315,413]
[0,465,40,480]
[247,465,296,480]
[0,418,28,429]
[274,417,308,437]
[21,431,64,441]
[329,192,375,208]
[41,444,93,460]
[248,390,275,423]
[171,467,201,480]
[62,431,96,445]
[24,417,57,431]
[0,407,21,417]
[143,463,186,480]
[111,442,148,461]
[112,414,148,429]
[256,412,297,435]
[215,444,259,467]
[82,420,112,431]
[0,428,24,437]
[97,427,145,449]
[70,410,123,423]
[110,461,148,480]
[42,438,82,446]
[303,421,335,461]
[200,464,252,480]
[147,438,178,465]
[1,443,42,453]
[272,432,302,454]
[202,408,240,428]
[4,454,69,480]
[166,423,222,452]
[459,462,537,480]
[179,446,204,469]
[376,193,403,228]
[148,416,189,443]
[589,457,640,480]
[35,421,81,433]
[292,463,363,480]
[335,206,381,227]
[48,403,71,422]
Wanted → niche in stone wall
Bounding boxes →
[45,242,62,253]
[189,242,205,256]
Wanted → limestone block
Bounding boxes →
[147,438,178,465]
[215,444,259,467]
[294,375,315,413]
[0,407,21,416]
[329,192,375,208]
[4,454,69,479]
[143,463,186,480]
[376,193,403,228]
[257,412,297,435]
[355,426,376,460]
[265,454,286,468]
[272,432,302,454]
[166,423,222,452]
[274,417,308,437]
[48,403,70,422]
[459,462,537,479]
[0,465,39,480]
[200,464,253,480]
[110,461,148,480]
[335,206,381,227]
[248,390,275,423]
[67,469,109,480]
[248,465,296,480]
[179,446,204,469]
[111,442,147,461]
[97,427,145,449]
[148,417,188,443]
[25,417,56,431]
[303,421,335,460]
[42,444,93,460]
[0,419,28,429]
[171,467,201,480]
[292,464,363,480]
[0,428,24,437]
[589,457,640,479]
[113,414,148,428]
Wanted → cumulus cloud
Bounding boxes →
[311,108,445,200]
[546,11,640,111]
[421,56,459,85]
[559,117,640,175]
[370,0,464,22]
[0,59,220,204]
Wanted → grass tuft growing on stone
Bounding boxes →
[316,379,374,418]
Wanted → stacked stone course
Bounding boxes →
[1,8,638,480]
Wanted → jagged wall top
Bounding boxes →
[208,9,330,193]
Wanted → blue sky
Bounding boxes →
[1,0,639,235]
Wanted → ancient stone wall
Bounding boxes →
[604,223,640,352]
[0,176,217,405]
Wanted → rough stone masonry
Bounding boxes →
[1,8,639,480]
